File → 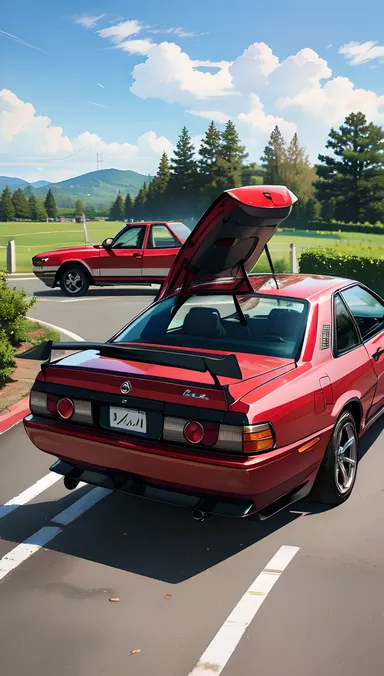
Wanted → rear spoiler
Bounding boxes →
[19,341,242,381]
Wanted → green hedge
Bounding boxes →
[299,248,384,297]
[285,219,384,234]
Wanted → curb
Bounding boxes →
[0,397,30,435]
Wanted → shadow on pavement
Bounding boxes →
[33,286,159,299]
[1,417,383,584]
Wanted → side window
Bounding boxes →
[112,227,145,249]
[334,294,361,356]
[148,225,180,249]
[341,285,384,341]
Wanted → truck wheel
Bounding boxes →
[59,265,89,297]
[312,411,359,505]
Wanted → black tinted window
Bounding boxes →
[342,286,384,341]
[334,294,360,355]
[114,294,308,360]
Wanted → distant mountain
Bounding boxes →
[0,169,152,207]
[31,180,51,188]
[33,168,153,206]
[0,176,29,191]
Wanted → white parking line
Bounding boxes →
[0,527,62,582]
[0,473,62,521]
[187,545,300,676]
[52,487,111,525]
[0,487,111,582]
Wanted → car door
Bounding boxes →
[341,285,384,419]
[98,225,146,281]
[142,224,182,281]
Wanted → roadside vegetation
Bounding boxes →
[0,272,59,403]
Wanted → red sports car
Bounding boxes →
[32,221,191,296]
[23,186,384,520]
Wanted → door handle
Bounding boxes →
[372,347,384,362]
[132,253,143,258]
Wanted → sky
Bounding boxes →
[0,0,383,183]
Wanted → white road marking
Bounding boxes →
[26,317,85,342]
[0,487,111,582]
[0,473,62,521]
[52,487,112,525]
[187,545,300,676]
[0,526,62,582]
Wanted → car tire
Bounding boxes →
[312,411,359,505]
[59,265,89,297]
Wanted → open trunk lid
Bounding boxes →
[158,185,297,300]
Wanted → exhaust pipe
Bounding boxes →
[192,509,208,522]
[64,476,80,491]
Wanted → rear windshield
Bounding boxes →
[114,294,308,359]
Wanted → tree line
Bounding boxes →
[2,112,383,225]
[109,113,384,225]
[0,187,59,222]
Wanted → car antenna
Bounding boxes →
[264,244,279,290]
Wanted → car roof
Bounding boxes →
[248,273,355,300]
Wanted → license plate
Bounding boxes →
[109,407,147,434]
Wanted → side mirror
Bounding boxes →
[102,238,113,249]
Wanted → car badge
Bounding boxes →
[120,381,132,395]
[183,389,209,401]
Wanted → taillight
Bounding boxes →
[57,398,74,419]
[243,424,274,453]
[183,421,204,444]
[30,390,92,424]
[163,415,274,455]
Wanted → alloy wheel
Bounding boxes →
[334,421,358,494]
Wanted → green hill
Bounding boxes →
[0,176,30,191]
[33,168,153,207]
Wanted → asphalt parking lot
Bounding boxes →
[1,277,384,676]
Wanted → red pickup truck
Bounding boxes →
[32,221,191,296]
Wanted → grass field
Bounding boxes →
[1,221,384,273]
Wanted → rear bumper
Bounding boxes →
[33,267,56,287]
[24,415,330,517]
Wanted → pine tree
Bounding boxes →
[28,195,38,220]
[109,192,125,221]
[44,188,57,219]
[75,199,85,216]
[261,126,287,184]
[156,151,171,193]
[11,187,30,220]
[215,120,248,191]
[198,121,222,203]
[316,112,384,223]
[170,126,198,217]
[133,184,148,220]
[0,186,15,221]
[284,133,316,214]
[35,200,47,221]
[125,193,133,221]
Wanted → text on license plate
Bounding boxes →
[109,407,147,434]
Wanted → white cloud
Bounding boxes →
[74,14,105,29]
[238,94,297,157]
[87,101,109,108]
[187,110,230,124]
[339,40,384,65]
[131,42,234,103]
[229,43,279,94]
[115,39,154,55]
[0,89,173,182]
[0,29,46,53]
[97,82,104,88]
[97,20,142,44]
[148,26,199,39]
